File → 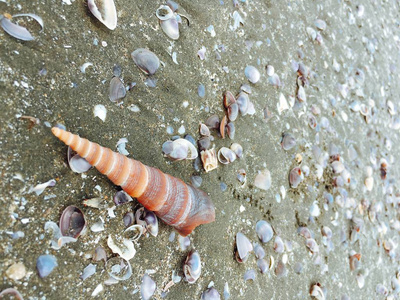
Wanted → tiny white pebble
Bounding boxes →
[101,41,107,47]
[239,205,245,212]
[182,101,189,108]
[93,104,107,122]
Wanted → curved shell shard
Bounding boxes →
[51,127,215,236]
[88,0,117,30]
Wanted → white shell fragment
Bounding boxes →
[156,5,174,21]
[161,17,179,40]
[87,0,117,30]
[93,104,107,122]
[30,179,56,195]
[107,236,136,261]
[1,14,43,41]
[236,232,253,263]
[131,48,160,75]
[278,93,289,115]
[254,169,271,191]
[141,274,156,300]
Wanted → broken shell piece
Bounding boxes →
[310,284,325,300]
[0,288,24,299]
[93,104,107,122]
[219,115,227,138]
[68,146,92,173]
[123,224,144,242]
[105,256,132,281]
[141,274,156,300]
[244,269,256,282]
[278,93,289,115]
[1,13,43,41]
[289,167,304,188]
[254,169,271,191]
[36,255,57,278]
[183,250,201,284]
[156,5,174,20]
[87,0,117,30]
[60,205,86,238]
[201,287,221,300]
[235,232,253,263]
[109,76,126,103]
[131,48,160,75]
[218,147,236,164]
[201,149,218,172]
[107,235,136,261]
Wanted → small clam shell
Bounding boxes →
[236,92,249,115]
[109,76,126,103]
[141,274,156,300]
[236,232,253,262]
[254,169,271,191]
[275,260,287,278]
[314,19,327,30]
[218,147,236,164]
[36,255,58,278]
[223,91,236,108]
[254,243,265,259]
[160,17,179,40]
[321,226,332,239]
[163,138,198,161]
[297,86,307,102]
[114,190,133,206]
[135,208,159,237]
[156,5,174,20]
[205,115,219,129]
[131,48,160,75]
[198,136,211,151]
[226,122,235,139]
[244,269,256,282]
[200,149,218,172]
[306,238,319,253]
[1,15,35,41]
[123,212,135,227]
[266,65,275,76]
[199,123,210,136]
[281,133,296,151]
[298,227,313,239]
[67,147,92,173]
[183,250,201,284]
[60,205,86,238]
[87,0,117,30]
[245,65,261,83]
[273,236,284,253]
[349,253,361,271]
[93,246,107,262]
[308,114,317,129]
[256,220,274,243]
[230,143,243,158]
[289,167,304,188]
[227,103,239,122]
[257,259,269,274]
[331,160,344,174]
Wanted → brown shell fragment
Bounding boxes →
[220,115,227,138]
[200,149,218,173]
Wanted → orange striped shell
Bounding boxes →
[52,127,215,236]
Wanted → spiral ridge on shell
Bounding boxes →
[51,127,215,236]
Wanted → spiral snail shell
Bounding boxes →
[51,127,215,236]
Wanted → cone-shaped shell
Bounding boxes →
[51,127,215,236]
